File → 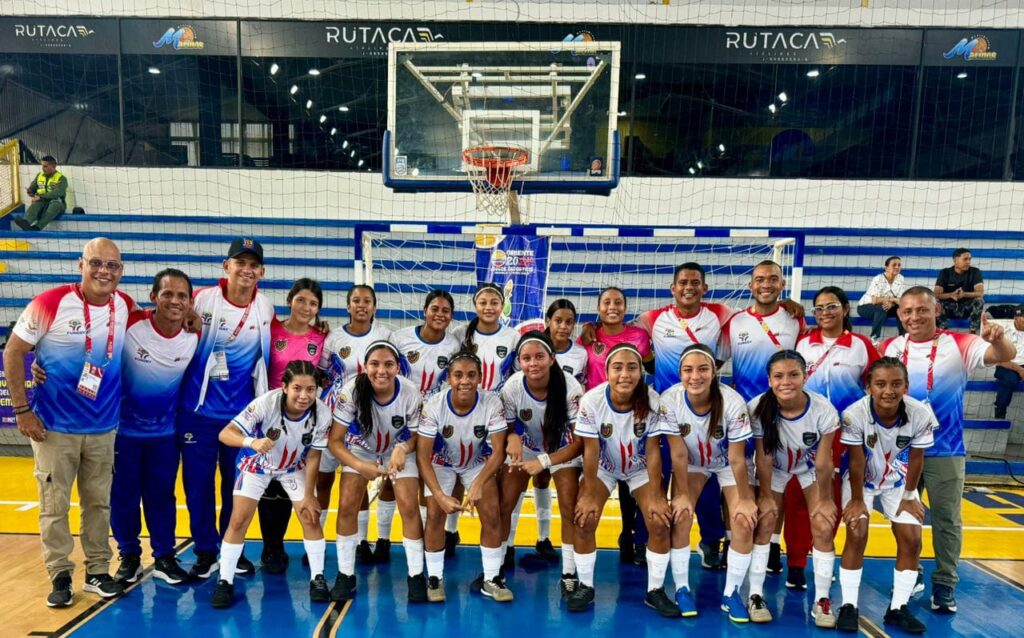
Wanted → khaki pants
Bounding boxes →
[31,429,116,580]
[921,455,965,588]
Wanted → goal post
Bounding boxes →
[0,140,21,218]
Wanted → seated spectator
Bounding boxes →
[856,256,906,341]
[994,307,1024,419]
[16,156,67,231]
[934,248,984,332]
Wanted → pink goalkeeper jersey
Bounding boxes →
[268,317,327,389]
[580,325,651,390]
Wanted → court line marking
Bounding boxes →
[328,599,353,638]
[858,615,891,638]
[965,559,1024,593]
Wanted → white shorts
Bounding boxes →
[595,467,649,497]
[319,447,341,473]
[688,463,746,488]
[342,445,419,480]
[514,448,583,475]
[424,463,487,497]
[841,480,921,526]
[771,467,816,493]
[233,470,307,502]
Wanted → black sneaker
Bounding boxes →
[535,538,559,564]
[721,540,730,568]
[699,541,722,570]
[644,586,681,618]
[836,603,859,632]
[189,551,219,580]
[235,552,255,575]
[115,554,143,584]
[560,572,579,599]
[210,579,234,608]
[83,573,124,598]
[261,548,288,575]
[13,218,33,231]
[309,575,330,603]
[785,566,806,590]
[931,583,957,613]
[356,540,374,565]
[502,545,515,573]
[618,532,635,564]
[767,542,783,574]
[407,573,428,602]
[633,543,647,566]
[470,572,485,592]
[153,556,190,585]
[372,539,392,564]
[884,604,927,633]
[444,531,460,559]
[567,583,595,611]
[46,571,73,608]
[330,573,357,601]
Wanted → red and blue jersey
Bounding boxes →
[574,383,670,479]
[796,329,879,414]
[420,389,506,469]
[232,389,333,476]
[840,394,936,491]
[719,306,804,402]
[637,302,733,393]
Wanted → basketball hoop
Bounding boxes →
[462,145,529,222]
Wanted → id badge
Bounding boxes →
[77,363,104,400]
[211,351,230,381]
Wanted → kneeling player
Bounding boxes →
[837,358,933,634]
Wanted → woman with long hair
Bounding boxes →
[393,289,461,397]
[545,298,588,386]
[450,283,519,391]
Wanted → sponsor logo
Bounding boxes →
[738,331,751,344]
[13,23,95,49]
[183,432,196,444]
[324,25,444,56]
[599,422,613,438]
[802,431,819,446]
[866,433,878,448]
[496,346,509,358]
[66,319,85,336]
[562,30,596,44]
[307,342,319,357]
[589,156,604,177]
[519,409,533,421]
[436,355,449,369]
[473,424,487,439]
[491,249,508,269]
[153,24,205,50]
[200,311,213,325]
[441,424,455,439]
[392,415,405,429]
[406,350,420,364]
[680,422,691,437]
[339,346,352,359]
[633,420,646,438]
[724,30,848,62]
[895,435,912,449]
[274,339,288,352]
[134,346,152,363]
[944,35,998,62]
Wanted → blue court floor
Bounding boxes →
[71,542,1023,638]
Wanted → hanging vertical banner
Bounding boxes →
[475,232,550,333]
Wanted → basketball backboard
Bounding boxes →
[384,41,621,195]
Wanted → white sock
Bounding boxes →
[357,510,369,542]
[420,506,428,526]
[647,549,670,592]
[403,537,424,577]
[508,493,525,546]
[336,534,358,576]
[840,567,862,608]
[534,486,552,540]
[425,549,445,579]
[562,544,576,575]
[575,550,597,588]
[319,509,329,531]
[377,499,397,541]
[724,547,751,597]
[481,545,503,580]
[812,548,836,601]
[445,512,460,534]
[303,538,326,578]
[748,543,771,598]
[670,546,691,592]
[770,533,781,544]
[891,569,917,610]
[219,541,244,585]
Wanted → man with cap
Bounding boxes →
[178,238,274,579]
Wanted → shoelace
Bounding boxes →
[818,598,832,615]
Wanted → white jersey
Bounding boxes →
[719,307,805,402]
[450,322,519,391]
[660,383,752,470]
[553,341,589,387]
[392,325,461,396]
[748,390,839,476]
[501,371,583,454]
[332,376,422,455]
[320,323,393,406]
[231,389,333,476]
[840,395,936,491]
[575,383,671,479]
[420,389,507,469]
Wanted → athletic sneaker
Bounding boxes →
[84,573,124,598]
[720,591,749,623]
[310,575,330,603]
[785,566,807,590]
[46,571,73,608]
[813,598,837,628]
[674,586,698,617]
[559,573,579,599]
[931,584,957,613]
[153,556,190,585]
[114,554,143,584]
[567,583,595,611]
[407,573,428,602]
[884,604,926,633]
[372,539,392,564]
[189,552,219,580]
[444,531,460,558]
[470,572,485,592]
[481,575,514,602]
[210,579,234,609]
[644,586,680,617]
[699,541,722,570]
[633,543,647,566]
[836,603,859,632]
[502,545,516,573]
[427,576,446,602]
[330,573,357,601]
[912,568,925,598]
[261,548,288,575]
[618,532,635,564]
[235,552,255,575]
[535,538,559,564]
[748,594,773,623]
[355,540,374,565]
[767,542,783,573]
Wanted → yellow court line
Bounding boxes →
[328,600,353,638]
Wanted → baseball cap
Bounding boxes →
[227,238,264,264]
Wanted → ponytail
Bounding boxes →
[518,331,568,453]
[630,378,651,422]
[353,341,401,438]
[755,349,807,454]
[680,344,723,442]
[463,317,480,352]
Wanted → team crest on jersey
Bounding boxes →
[713,425,725,439]
[599,422,613,438]
[339,346,351,359]
[134,347,151,363]
[392,415,405,429]
[183,432,196,444]
[496,346,508,358]
[274,339,288,352]
[307,342,319,357]
[593,342,606,355]
[738,331,751,344]
[866,433,878,448]
[680,423,691,437]
[633,420,646,438]
[441,424,455,439]
[301,432,313,446]
[406,350,421,364]
[896,435,912,449]
[473,425,487,439]
[267,427,282,441]
[66,319,85,335]
[437,355,449,369]
[802,432,818,446]
[519,409,533,421]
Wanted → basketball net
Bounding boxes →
[463,146,529,224]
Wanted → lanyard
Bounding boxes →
[806,331,847,378]
[748,309,783,350]
[675,307,701,344]
[77,285,116,366]
[901,332,942,397]
[225,301,253,344]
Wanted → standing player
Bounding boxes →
[210,361,333,608]
[545,299,588,385]
[179,238,274,579]
[836,358,935,634]
[417,351,510,603]
[748,350,840,627]
[392,290,461,396]
[326,341,426,602]
[450,283,519,391]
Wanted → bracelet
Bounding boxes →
[14,407,32,416]
[12,404,28,410]
[538,453,552,470]
[242,436,254,449]
[901,490,920,502]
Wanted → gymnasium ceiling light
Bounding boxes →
[148,67,160,75]
[338,105,350,112]
[358,159,365,167]
[319,114,327,123]
[306,99,313,109]
[330,127,337,136]
[957,72,968,79]
[343,140,349,149]
[308,68,321,76]
[269,63,279,75]
[806,69,820,78]
[634,73,646,80]
[768,103,777,113]
[289,85,299,94]
[778,92,788,102]
[718,143,726,152]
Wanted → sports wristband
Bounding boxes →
[12,404,28,410]
[901,490,920,502]
[243,436,255,449]
[538,453,552,470]
[14,407,32,415]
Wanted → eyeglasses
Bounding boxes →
[812,302,843,315]
[85,259,123,272]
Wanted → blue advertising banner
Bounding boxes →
[474,234,550,333]
[0,352,35,428]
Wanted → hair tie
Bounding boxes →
[604,342,643,371]
[364,340,400,364]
